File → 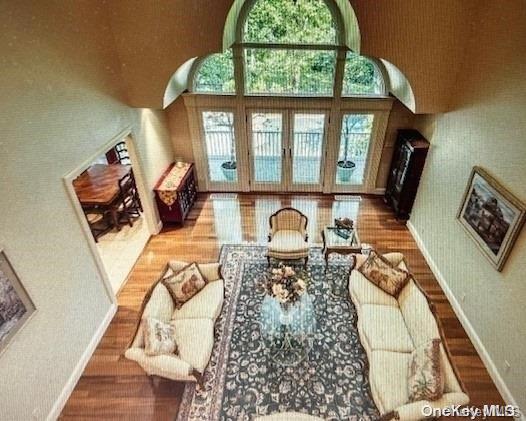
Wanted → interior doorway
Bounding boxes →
[64,133,152,295]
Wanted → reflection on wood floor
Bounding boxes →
[60,194,506,421]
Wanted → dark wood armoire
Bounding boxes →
[385,130,430,220]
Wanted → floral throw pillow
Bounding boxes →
[358,250,410,296]
[143,317,178,356]
[162,262,206,308]
[408,338,444,401]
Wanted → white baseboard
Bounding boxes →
[372,187,386,195]
[406,221,521,413]
[47,303,117,421]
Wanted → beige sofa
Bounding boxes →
[350,252,469,421]
[125,261,224,384]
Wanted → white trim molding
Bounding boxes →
[46,303,117,421]
[406,221,522,413]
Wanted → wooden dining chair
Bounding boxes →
[83,207,112,242]
[116,173,142,228]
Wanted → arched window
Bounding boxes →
[342,52,385,96]
[243,0,337,44]
[191,0,386,98]
[193,49,235,94]
[242,0,339,96]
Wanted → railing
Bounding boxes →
[205,130,370,160]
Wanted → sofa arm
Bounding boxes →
[125,347,194,381]
[169,260,222,282]
[395,392,470,420]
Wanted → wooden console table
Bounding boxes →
[154,163,196,224]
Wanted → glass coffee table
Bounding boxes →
[322,226,362,296]
[259,293,316,367]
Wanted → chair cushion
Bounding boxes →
[142,317,178,356]
[360,305,414,352]
[349,272,398,307]
[408,338,444,402]
[398,280,440,348]
[172,318,215,372]
[162,262,207,308]
[369,350,411,412]
[358,250,410,297]
[172,281,224,321]
[268,230,309,253]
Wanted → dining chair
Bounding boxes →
[116,173,142,228]
[83,207,112,242]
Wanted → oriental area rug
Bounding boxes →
[176,245,379,421]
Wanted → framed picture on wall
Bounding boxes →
[0,249,36,354]
[457,167,526,271]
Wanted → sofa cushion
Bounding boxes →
[360,305,414,352]
[172,318,215,372]
[408,339,444,402]
[359,251,410,297]
[169,261,222,283]
[143,282,174,322]
[268,230,309,253]
[369,350,411,412]
[398,280,440,348]
[172,280,224,321]
[142,317,178,356]
[162,262,207,308]
[350,272,398,307]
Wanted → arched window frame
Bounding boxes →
[189,0,387,98]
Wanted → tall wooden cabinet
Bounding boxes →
[385,130,430,220]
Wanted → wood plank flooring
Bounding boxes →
[60,194,506,420]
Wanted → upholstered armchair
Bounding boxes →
[267,207,309,266]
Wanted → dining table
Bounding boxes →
[73,163,131,230]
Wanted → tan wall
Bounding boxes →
[102,0,479,113]
[376,100,416,188]
[410,0,526,408]
[166,97,194,163]
[0,1,173,418]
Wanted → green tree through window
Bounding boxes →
[243,0,337,44]
[192,0,385,97]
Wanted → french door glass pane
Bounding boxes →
[336,114,374,185]
[292,113,325,184]
[251,113,283,183]
[202,111,237,183]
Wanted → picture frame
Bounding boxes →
[457,167,526,271]
[0,249,36,354]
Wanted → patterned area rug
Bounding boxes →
[176,245,379,421]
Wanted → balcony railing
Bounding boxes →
[204,130,370,184]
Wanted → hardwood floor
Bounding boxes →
[60,194,506,420]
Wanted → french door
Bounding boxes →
[247,110,328,192]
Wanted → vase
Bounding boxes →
[279,301,293,325]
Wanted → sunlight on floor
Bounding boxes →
[96,216,150,294]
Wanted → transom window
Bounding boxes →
[192,0,386,97]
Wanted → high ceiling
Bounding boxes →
[104,0,479,113]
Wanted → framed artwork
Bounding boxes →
[0,249,36,354]
[457,167,526,271]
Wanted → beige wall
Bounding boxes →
[376,100,416,188]
[166,97,194,163]
[101,0,479,113]
[0,1,173,419]
[410,0,526,408]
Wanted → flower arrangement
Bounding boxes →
[260,264,308,304]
